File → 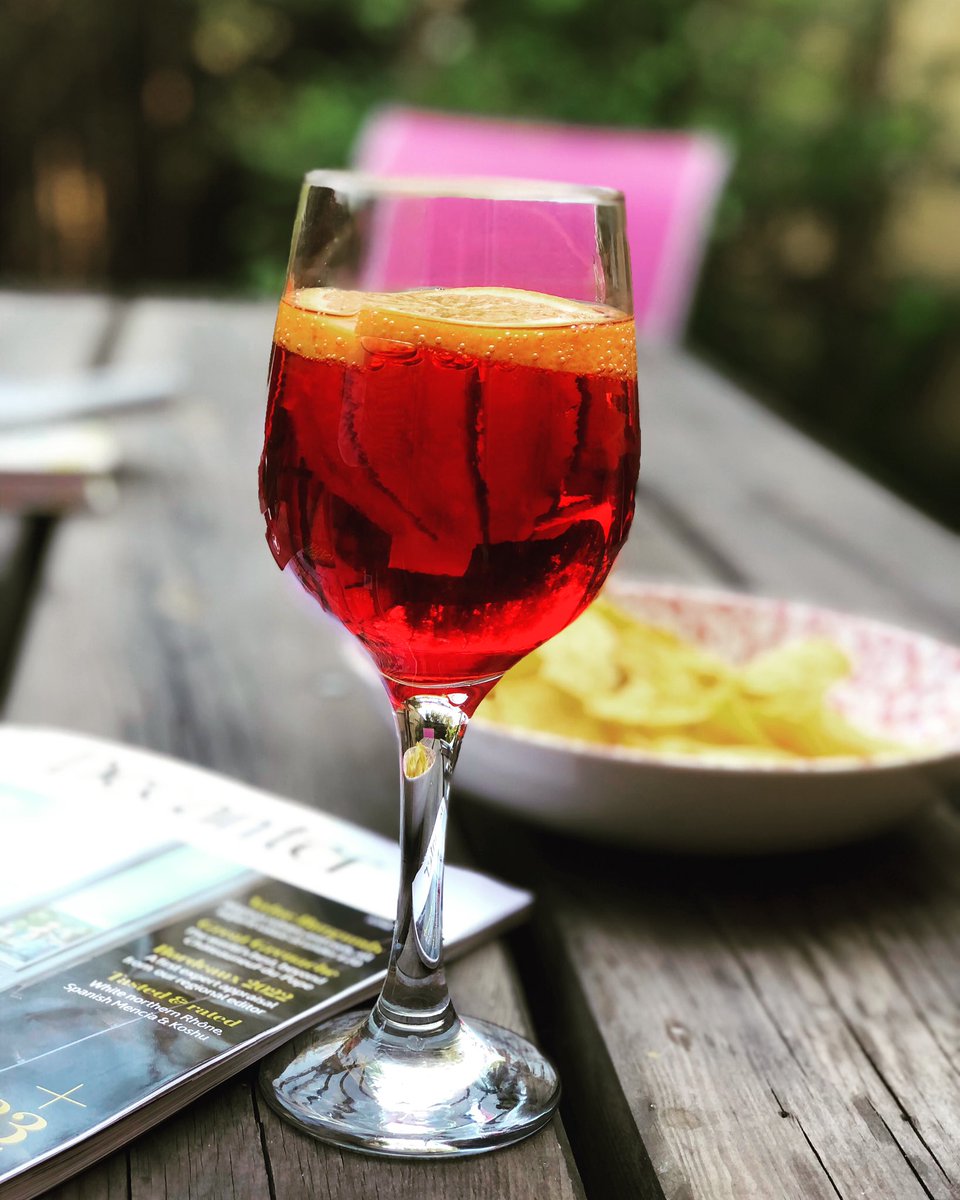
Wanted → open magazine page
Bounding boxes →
[0,727,530,1200]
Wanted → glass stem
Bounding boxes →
[372,693,469,1040]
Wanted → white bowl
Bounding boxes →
[456,582,960,853]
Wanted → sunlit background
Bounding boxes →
[2,0,958,529]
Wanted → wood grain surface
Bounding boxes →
[464,809,960,1200]
[5,294,960,1200]
[0,293,118,703]
[632,347,960,639]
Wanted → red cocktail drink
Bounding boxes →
[260,286,639,689]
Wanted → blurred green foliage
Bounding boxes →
[1,0,958,525]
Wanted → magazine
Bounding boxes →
[0,727,530,1199]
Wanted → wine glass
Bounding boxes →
[258,171,639,1157]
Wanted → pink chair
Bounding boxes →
[353,107,731,344]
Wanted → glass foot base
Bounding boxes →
[259,1009,560,1158]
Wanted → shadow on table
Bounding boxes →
[459,792,960,979]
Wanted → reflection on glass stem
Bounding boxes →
[372,694,468,1041]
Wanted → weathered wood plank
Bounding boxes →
[4,298,585,1199]
[465,809,960,1200]
[0,292,119,702]
[613,490,742,588]
[43,1155,129,1200]
[127,1078,272,1200]
[779,811,960,1190]
[635,347,960,638]
[694,814,960,1199]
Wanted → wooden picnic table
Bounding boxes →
[2,290,960,1200]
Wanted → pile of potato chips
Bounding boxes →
[482,597,909,762]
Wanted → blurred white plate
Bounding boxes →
[457,582,960,853]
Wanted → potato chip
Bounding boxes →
[687,689,781,749]
[536,607,622,699]
[482,594,916,763]
[584,670,729,727]
[483,675,610,744]
[752,704,901,759]
[738,639,848,700]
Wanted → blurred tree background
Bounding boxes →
[1,0,958,528]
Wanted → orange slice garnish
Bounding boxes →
[274,286,636,378]
[273,289,367,368]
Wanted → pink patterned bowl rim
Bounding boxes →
[472,581,960,776]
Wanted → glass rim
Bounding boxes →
[302,169,625,207]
